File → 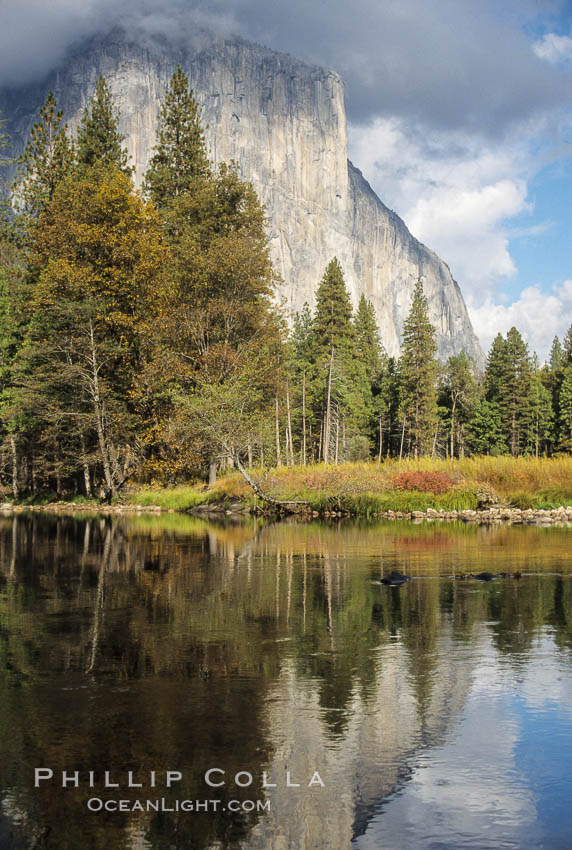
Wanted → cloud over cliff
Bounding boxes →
[1,0,571,136]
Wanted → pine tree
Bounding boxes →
[485,327,533,455]
[549,336,564,373]
[144,66,210,209]
[0,112,15,239]
[312,258,354,349]
[354,294,387,455]
[141,75,281,479]
[354,294,384,382]
[564,324,572,363]
[558,363,572,447]
[441,351,479,457]
[290,304,315,463]
[484,333,507,400]
[467,399,506,455]
[557,322,572,436]
[374,357,398,460]
[0,112,8,166]
[12,92,73,221]
[311,259,369,462]
[0,224,29,497]
[529,370,553,457]
[76,77,130,173]
[397,279,438,458]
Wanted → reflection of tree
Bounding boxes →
[0,516,277,849]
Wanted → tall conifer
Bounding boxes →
[485,327,532,455]
[559,364,572,445]
[312,259,369,461]
[441,351,479,457]
[144,66,210,208]
[76,77,130,173]
[354,294,384,382]
[12,92,73,220]
[397,279,438,457]
[549,336,564,373]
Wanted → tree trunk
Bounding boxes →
[387,416,392,458]
[335,414,339,465]
[80,434,92,498]
[275,396,282,467]
[450,396,457,459]
[301,369,307,465]
[247,442,253,468]
[378,416,383,462]
[55,460,62,498]
[286,382,294,466]
[209,460,217,486]
[22,455,28,495]
[231,450,308,513]
[399,420,406,460]
[31,452,37,497]
[88,320,117,500]
[324,347,334,463]
[9,436,18,502]
[511,411,517,456]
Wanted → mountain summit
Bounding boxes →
[1,27,482,362]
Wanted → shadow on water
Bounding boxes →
[0,513,571,849]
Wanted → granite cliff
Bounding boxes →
[0,29,483,362]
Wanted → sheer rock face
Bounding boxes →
[1,29,483,363]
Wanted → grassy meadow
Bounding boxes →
[129,456,572,516]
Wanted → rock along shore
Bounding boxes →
[376,506,572,525]
[1,502,572,525]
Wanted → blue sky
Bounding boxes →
[342,2,572,360]
[1,0,572,359]
[508,156,572,296]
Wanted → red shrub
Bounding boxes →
[392,470,454,494]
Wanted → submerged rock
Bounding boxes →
[380,571,410,586]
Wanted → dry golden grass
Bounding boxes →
[131,456,572,513]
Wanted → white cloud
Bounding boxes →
[348,118,533,295]
[533,32,572,64]
[348,115,572,359]
[467,280,572,360]
[407,180,528,286]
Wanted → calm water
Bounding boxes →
[0,513,572,850]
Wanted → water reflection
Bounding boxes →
[0,514,571,849]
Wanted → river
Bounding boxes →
[0,513,571,849]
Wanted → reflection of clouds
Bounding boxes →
[355,637,541,850]
[469,628,521,695]
[518,631,572,717]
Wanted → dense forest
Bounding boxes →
[0,69,571,501]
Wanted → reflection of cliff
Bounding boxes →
[242,634,473,849]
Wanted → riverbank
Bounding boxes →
[131,456,572,515]
[3,502,572,525]
[5,457,572,521]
